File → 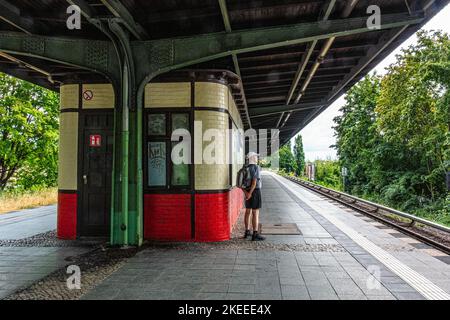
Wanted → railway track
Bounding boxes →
[284,176,450,255]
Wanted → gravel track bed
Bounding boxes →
[144,240,345,252]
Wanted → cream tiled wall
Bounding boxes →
[193,81,245,190]
[58,112,78,190]
[194,110,229,190]
[60,84,79,110]
[143,79,245,191]
[82,84,115,109]
[195,82,228,109]
[145,82,191,108]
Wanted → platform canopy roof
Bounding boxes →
[0,0,448,144]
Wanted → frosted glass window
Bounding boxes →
[148,114,166,135]
[148,142,166,186]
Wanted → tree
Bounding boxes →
[293,134,305,176]
[333,74,382,196]
[0,73,59,190]
[314,159,342,190]
[376,31,450,202]
[278,141,297,174]
[333,31,449,222]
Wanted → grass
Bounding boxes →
[0,187,57,214]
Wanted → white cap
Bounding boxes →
[246,152,259,159]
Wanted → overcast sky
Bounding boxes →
[296,4,450,162]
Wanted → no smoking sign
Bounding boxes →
[83,89,94,101]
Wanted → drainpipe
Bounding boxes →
[294,37,335,104]
[121,63,129,245]
[135,77,148,247]
[109,20,135,246]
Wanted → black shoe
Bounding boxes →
[252,232,265,241]
[243,230,251,239]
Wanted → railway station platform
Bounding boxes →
[78,172,450,300]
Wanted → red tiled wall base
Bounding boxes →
[195,193,230,241]
[57,192,77,240]
[143,190,244,242]
[144,194,191,241]
[229,188,244,232]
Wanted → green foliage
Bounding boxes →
[259,157,271,168]
[333,73,382,195]
[278,141,297,174]
[293,135,305,176]
[313,160,343,190]
[0,73,59,191]
[332,31,450,224]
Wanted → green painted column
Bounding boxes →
[109,22,143,247]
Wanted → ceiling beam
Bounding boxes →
[0,32,119,80]
[0,51,59,84]
[324,0,442,104]
[278,0,442,145]
[279,0,362,130]
[99,0,149,40]
[161,12,424,70]
[240,62,299,72]
[293,0,359,105]
[247,95,287,104]
[238,52,304,63]
[0,11,425,90]
[285,0,337,105]
[0,64,54,90]
[279,0,338,129]
[66,0,95,19]
[0,0,36,34]
[218,0,251,127]
[243,66,351,79]
[245,84,292,92]
[249,102,323,118]
[145,6,218,23]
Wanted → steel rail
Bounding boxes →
[283,175,450,254]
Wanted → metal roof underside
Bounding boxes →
[0,0,448,144]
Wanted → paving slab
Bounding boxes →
[76,173,450,300]
[0,206,93,299]
[0,206,56,240]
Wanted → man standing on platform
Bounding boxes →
[243,152,265,241]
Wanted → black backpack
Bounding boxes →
[237,164,252,189]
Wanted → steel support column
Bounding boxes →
[108,20,141,246]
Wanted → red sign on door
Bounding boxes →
[89,134,101,147]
